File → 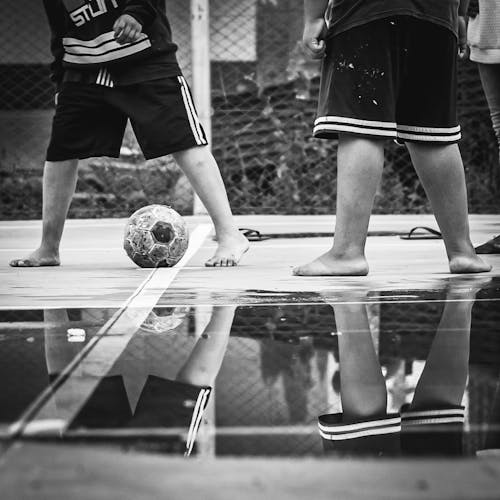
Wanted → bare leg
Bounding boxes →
[474,63,500,252]
[410,279,481,409]
[332,300,387,419]
[176,305,235,386]
[294,135,384,276]
[406,143,491,274]
[10,160,79,267]
[44,309,73,377]
[172,147,249,267]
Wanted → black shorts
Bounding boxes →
[46,76,208,161]
[318,412,401,457]
[71,375,211,456]
[314,17,461,144]
[400,404,465,456]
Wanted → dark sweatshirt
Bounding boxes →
[43,0,181,90]
[326,0,460,38]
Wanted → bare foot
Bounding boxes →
[205,232,249,267]
[449,255,492,274]
[445,276,492,299]
[9,248,60,267]
[293,253,369,276]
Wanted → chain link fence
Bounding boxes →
[1,0,499,219]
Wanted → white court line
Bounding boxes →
[61,425,319,438]
[10,224,212,438]
[47,422,500,439]
[0,241,462,252]
[0,248,126,252]
[0,220,339,231]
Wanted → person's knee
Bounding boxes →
[172,145,210,166]
[406,141,459,160]
[45,159,79,170]
[338,133,384,148]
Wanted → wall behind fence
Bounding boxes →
[0,0,499,219]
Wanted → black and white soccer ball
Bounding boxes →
[139,306,189,334]
[124,205,189,268]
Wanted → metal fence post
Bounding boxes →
[190,0,211,215]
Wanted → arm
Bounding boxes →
[303,0,329,60]
[122,0,157,28]
[114,0,158,44]
[42,0,65,92]
[458,0,471,58]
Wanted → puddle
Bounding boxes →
[156,277,500,306]
[0,308,117,434]
[1,279,499,458]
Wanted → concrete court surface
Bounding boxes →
[1,214,499,309]
[1,214,500,499]
[1,443,500,500]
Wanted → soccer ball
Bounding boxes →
[139,307,189,334]
[124,205,189,267]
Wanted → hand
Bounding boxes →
[458,15,469,59]
[302,18,327,60]
[55,92,59,106]
[113,14,143,45]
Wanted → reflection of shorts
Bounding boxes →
[47,76,208,161]
[314,17,460,144]
[318,412,401,457]
[400,404,465,456]
[71,376,211,456]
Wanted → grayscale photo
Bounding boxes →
[0,0,499,498]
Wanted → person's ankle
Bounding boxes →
[38,243,60,255]
[329,247,366,260]
[215,226,241,240]
[447,247,477,260]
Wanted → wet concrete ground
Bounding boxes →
[1,215,499,497]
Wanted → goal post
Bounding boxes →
[190,0,211,215]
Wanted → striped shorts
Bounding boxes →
[47,75,208,161]
[314,16,461,144]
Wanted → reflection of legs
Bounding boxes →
[172,147,249,267]
[406,143,491,273]
[333,302,386,419]
[176,306,235,387]
[44,309,73,378]
[294,136,384,276]
[411,287,476,409]
[10,160,79,267]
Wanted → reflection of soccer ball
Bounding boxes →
[139,307,189,334]
[124,205,189,268]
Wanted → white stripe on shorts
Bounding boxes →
[177,76,206,146]
[313,116,461,142]
[396,131,461,142]
[96,68,114,88]
[314,116,397,129]
[397,124,461,134]
[314,123,397,138]
[185,388,210,456]
[319,425,401,441]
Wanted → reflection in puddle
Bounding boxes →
[0,308,116,432]
[0,278,499,458]
[69,306,234,456]
[319,283,478,458]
